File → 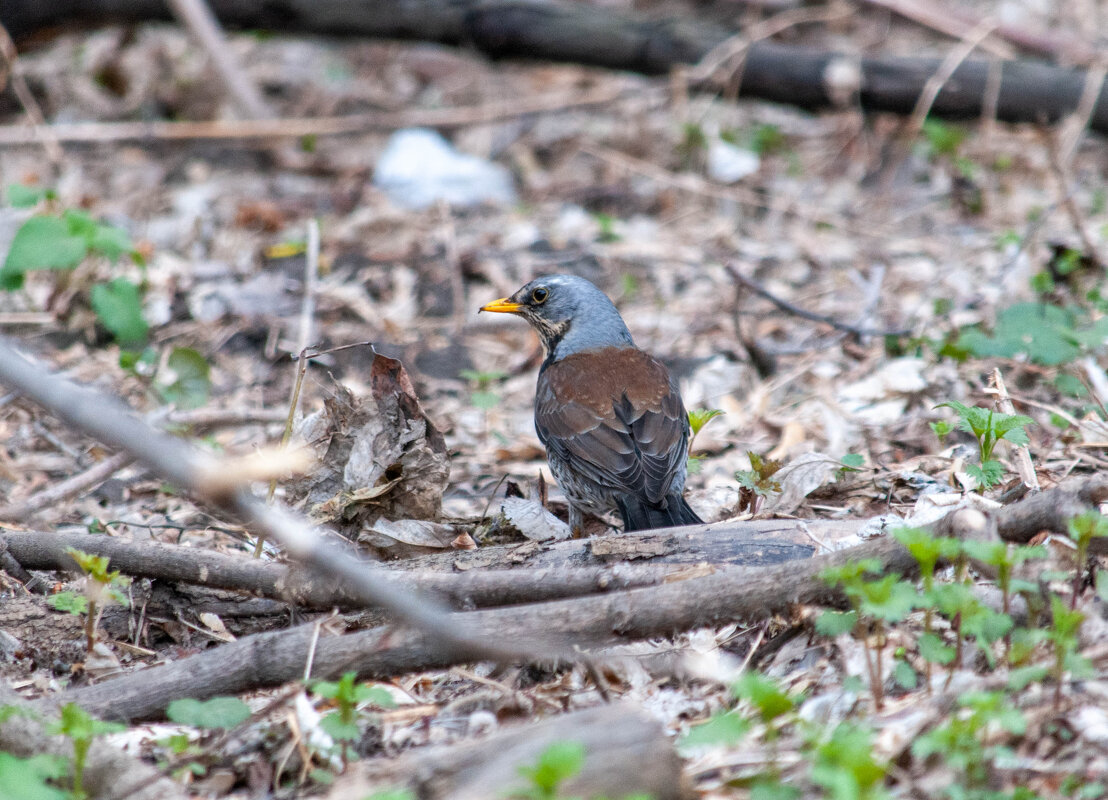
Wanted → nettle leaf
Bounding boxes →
[680,711,750,749]
[0,751,69,800]
[733,672,794,722]
[957,302,1107,366]
[91,278,148,346]
[519,740,586,792]
[319,712,360,742]
[688,408,724,437]
[5,184,46,208]
[47,591,88,615]
[966,461,1004,489]
[918,632,955,665]
[994,413,1034,444]
[167,696,251,729]
[88,224,133,262]
[1,216,88,289]
[157,347,212,409]
[815,610,858,637]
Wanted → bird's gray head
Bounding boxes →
[480,274,634,362]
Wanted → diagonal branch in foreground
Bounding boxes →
[0,336,545,665]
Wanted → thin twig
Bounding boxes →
[0,86,626,145]
[1058,61,1107,166]
[0,21,63,168]
[167,0,273,119]
[904,18,999,143]
[725,264,910,337]
[0,336,538,665]
[1040,126,1105,267]
[987,368,1041,492]
[0,450,135,521]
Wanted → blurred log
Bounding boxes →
[328,704,688,800]
[5,1,1108,134]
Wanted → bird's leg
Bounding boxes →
[568,504,585,539]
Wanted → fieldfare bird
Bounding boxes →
[480,274,703,534]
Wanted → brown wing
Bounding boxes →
[535,348,689,505]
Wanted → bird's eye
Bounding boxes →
[531,287,549,304]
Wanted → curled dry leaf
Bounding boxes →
[763,451,842,516]
[288,353,450,538]
[500,496,572,541]
[359,518,458,557]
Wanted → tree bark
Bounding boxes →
[327,703,688,800]
[6,0,1108,134]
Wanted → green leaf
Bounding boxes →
[1008,664,1048,690]
[362,789,416,800]
[680,711,750,749]
[156,347,211,409]
[5,184,45,208]
[688,408,724,437]
[966,460,1004,489]
[47,591,88,615]
[1,215,88,289]
[811,722,889,800]
[0,752,68,800]
[470,390,500,409]
[733,672,794,723]
[320,712,360,742]
[87,224,132,262]
[918,632,955,665]
[517,741,585,793]
[839,453,865,470]
[815,610,858,637]
[50,703,125,740]
[166,696,251,729]
[893,660,918,689]
[750,777,801,800]
[90,278,148,346]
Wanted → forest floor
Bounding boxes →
[2,1,1108,798]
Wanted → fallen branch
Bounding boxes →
[54,477,1108,722]
[0,337,536,665]
[8,0,1108,134]
[328,703,684,800]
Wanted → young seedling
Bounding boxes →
[1064,511,1108,608]
[48,547,130,656]
[459,369,507,410]
[893,527,961,688]
[310,671,395,765]
[1046,595,1090,710]
[912,690,1026,795]
[686,408,723,474]
[48,703,125,800]
[928,581,1013,674]
[810,722,890,800]
[511,740,585,800]
[934,401,1033,491]
[735,451,783,514]
[819,560,916,710]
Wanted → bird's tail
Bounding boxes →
[617,494,703,532]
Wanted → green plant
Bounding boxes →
[810,722,890,800]
[459,369,507,410]
[511,740,585,800]
[735,451,782,513]
[0,751,68,800]
[686,408,723,474]
[1064,511,1108,608]
[1045,595,1091,710]
[311,672,395,763]
[362,789,416,800]
[819,560,916,709]
[593,213,620,243]
[953,302,1108,367]
[48,703,125,800]
[48,547,130,655]
[2,194,147,347]
[166,696,251,729]
[934,401,1033,490]
[913,690,1025,798]
[153,347,212,410]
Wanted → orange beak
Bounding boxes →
[479,297,524,313]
